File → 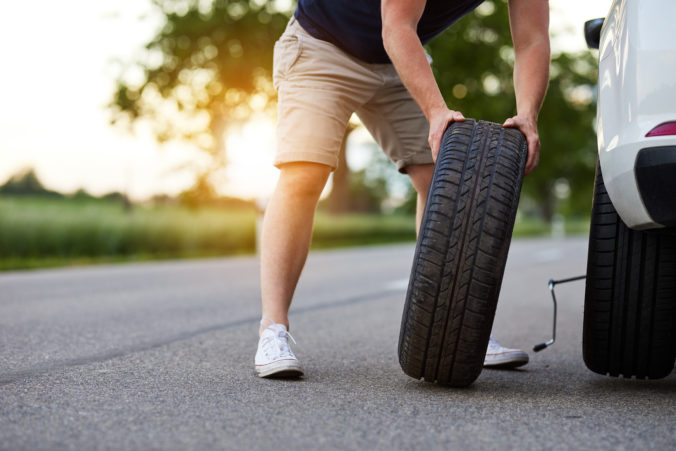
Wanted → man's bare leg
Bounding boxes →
[259,162,332,334]
[406,163,435,234]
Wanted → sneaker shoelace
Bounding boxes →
[260,319,297,360]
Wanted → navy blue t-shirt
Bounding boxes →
[295,0,484,64]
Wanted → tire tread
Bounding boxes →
[583,163,676,379]
[398,120,526,387]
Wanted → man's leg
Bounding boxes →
[256,17,385,377]
[254,162,330,377]
[259,162,332,333]
[405,163,435,234]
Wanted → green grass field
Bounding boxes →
[0,196,589,270]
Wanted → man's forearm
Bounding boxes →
[504,0,550,174]
[509,0,550,121]
[513,39,550,121]
[382,16,445,121]
[382,0,466,158]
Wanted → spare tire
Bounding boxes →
[398,119,527,387]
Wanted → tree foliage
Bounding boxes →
[0,169,59,197]
[110,0,292,160]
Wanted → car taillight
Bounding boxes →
[646,122,676,137]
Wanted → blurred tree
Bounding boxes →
[0,168,60,197]
[109,0,292,194]
[100,190,134,211]
[110,0,292,151]
[69,188,98,201]
[427,0,597,221]
[326,123,358,213]
[178,172,219,208]
[320,138,396,214]
[110,0,360,210]
[347,169,389,213]
[0,168,133,209]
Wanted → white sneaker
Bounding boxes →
[483,335,529,368]
[254,319,304,378]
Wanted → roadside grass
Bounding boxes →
[0,196,589,270]
[0,196,256,270]
[512,215,590,238]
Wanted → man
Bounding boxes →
[255,0,550,378]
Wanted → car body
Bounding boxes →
[581,0,676,381]
[592,0,676,230]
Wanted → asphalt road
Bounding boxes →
[1,237,674,450]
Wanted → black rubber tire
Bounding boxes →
[583,162,676,379]
[398,119,527,387]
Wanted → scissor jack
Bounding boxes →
[533,275,586,352]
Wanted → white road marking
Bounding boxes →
[384,278,409,291]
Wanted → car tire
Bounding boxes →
[583,162,676,379]
[398,119,527,387]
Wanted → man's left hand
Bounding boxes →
[503,115,540,175]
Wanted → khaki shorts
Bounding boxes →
[273,17,433,173]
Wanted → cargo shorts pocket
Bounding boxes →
[273,33,303,90]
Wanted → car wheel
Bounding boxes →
[583,161,676,379]
[398,120,527,387]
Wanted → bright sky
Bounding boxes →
[0,0,610,201]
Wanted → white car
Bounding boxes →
[583,0,675,380]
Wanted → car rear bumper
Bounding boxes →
[635,146,676,227]
[600,135,676,230]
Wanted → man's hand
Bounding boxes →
[503,115,540,174]
[429,108,465,161]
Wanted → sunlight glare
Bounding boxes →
[223,117,278,200]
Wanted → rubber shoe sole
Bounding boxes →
[255,358,304,378]
[484,350,529,369]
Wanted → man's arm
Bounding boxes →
[504,0,550,174]
[381,0,465,161]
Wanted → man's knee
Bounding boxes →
[277,162,332,200]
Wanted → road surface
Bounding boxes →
[0,237,674,450]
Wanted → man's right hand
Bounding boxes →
[428,108,465,161]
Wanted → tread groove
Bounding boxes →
[434,122,491,381]
[443,127,505,380]
[418,121,479,379]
